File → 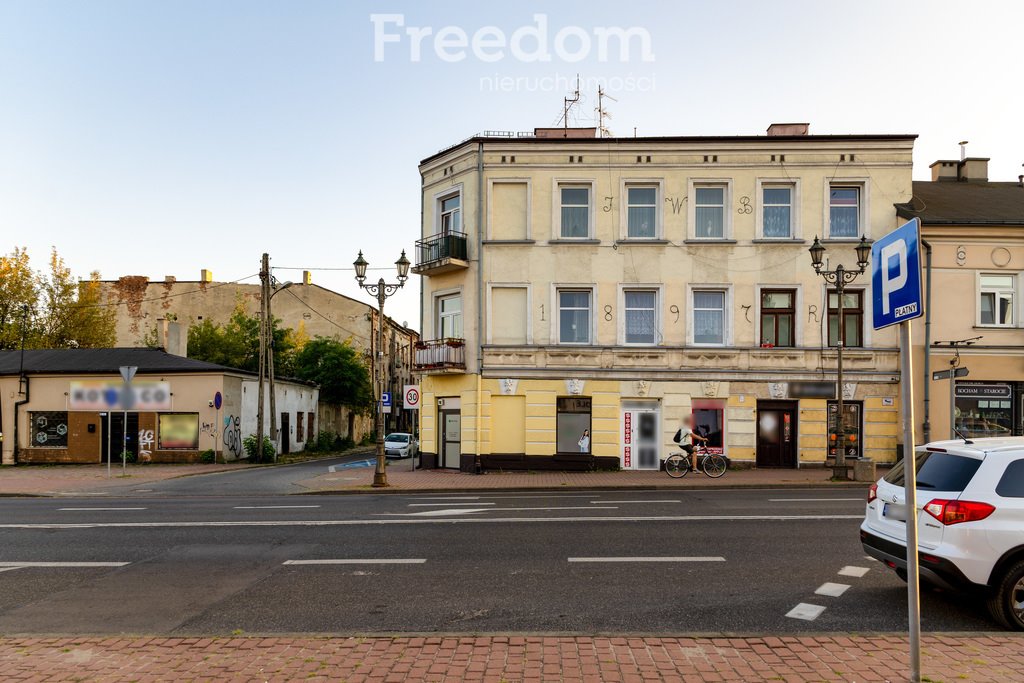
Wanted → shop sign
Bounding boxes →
[787,381,836,399]
[69,381,172,411]
[623,411,632,468]
[955,383,1012,399]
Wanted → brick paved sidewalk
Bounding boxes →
[0,462,255,497]
[1,634,1021,682]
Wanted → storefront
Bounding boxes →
[955,381,1017,439]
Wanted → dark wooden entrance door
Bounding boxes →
[756,401,797,468]
[280,412,290,455]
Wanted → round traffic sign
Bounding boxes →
[214,391,223,410]
[405,387,420,407]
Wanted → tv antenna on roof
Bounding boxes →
[596,86,617,138]
[554,74,581,131]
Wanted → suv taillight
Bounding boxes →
[867,483,878,503]
[923,499,996,525]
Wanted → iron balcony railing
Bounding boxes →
[414,338,466,371]
[414,230,468,270]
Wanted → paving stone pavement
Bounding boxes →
[1,634,1022,682]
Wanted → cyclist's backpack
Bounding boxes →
[672,429,682,444]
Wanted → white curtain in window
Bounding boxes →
[695,187,724,238]
[693,290,724,344]
[625,290,656,343]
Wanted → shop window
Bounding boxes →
[556,397,592,454]
[827,401,862,459]
[955,382,1013,438]
[760,289,795,347]
[158,413,200,449]
[691,401,725,455]
[828,289,863,347]
[30,411,69,448]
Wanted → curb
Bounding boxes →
[296,480,871,495]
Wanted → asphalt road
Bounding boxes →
[0,487,1002,635]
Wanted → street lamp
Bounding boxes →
[809,235,870,480]
[354,249,410,487]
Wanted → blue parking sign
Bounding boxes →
[872,218,924,330]
[381,392,392,407]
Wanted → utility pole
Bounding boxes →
[268,279,278,461]
[257,253,269,452]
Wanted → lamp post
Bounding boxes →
[809,235,871,480]
[267,278,293,462]
[354,249,410,488]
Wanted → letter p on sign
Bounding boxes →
[872,218,923,330]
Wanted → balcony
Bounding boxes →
[414,338,467,373]
[412,231,469,276]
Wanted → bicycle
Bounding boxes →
[664,443,728,479]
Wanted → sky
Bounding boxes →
[1,0,1022,331]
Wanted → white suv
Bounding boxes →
[860,437,1024,630]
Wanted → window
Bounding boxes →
[996,459,1024,498]
[439,193,461,234]
[30,411,68,448]
[692,400,725,455]
[829,186,860,238]
[158,413,199,450]
[884,451,982,492]
[828,290,863,347]
[560,186,590,238]
[556,396,591,454]
[762,186,792,238]
[438,294,462,339]
[979,274,1014,326]
[626,186,657,238]
[760,289,795,347]
[624,290,657,344]
[955,382,1013,438]
[308,412,315,442]
[558,289,592,344]
[827,401,862,460]
[692,289,726,345]
[694,186,725,238]
[296,412,305,442]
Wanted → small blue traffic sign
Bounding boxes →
[872,218,924,330]
[381,392,392,407]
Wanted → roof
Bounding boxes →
[896,181,1024,225]
[420,132,918,166]
[923,437,1024,459]
[0,348,246,377]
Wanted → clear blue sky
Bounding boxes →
[2,0,1021,331]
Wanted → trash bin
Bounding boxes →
[854,458,876,482]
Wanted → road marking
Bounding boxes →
[0,562,130,568]
[53,492,109,496]
[769,498,864,502]
[412,496,481,500]
[58,507,147,511]
[785,603,826,621]
[408,503,497,507]
[328,460,374,472]
[382,506,619,516]
[283,559,426,565]
[838,565,870,578]
[393,508,492,517]
[233,505,322,509]
[0,514,866,530]
[0,567,21,573]
[815,582,851,597]
[569,556,724,563]
[413,495,591,500]
[590,500,680,504]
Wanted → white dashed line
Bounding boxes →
[233,505,321,509]
[0,562,130,568]
[785,603,826,621]
[815,582,851,597]
[590,500,680,504]
[768,498,864,502]
[838,565,870,578]
[569,556,725,563]
[58,507,147,511]
[408,503,497,507]
[283,559,426,565]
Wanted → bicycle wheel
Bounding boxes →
[665,453,689,478]
[702,454,728,478]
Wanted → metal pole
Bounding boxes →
[900,321,922,683]
[950,370,956,439]
[373,283,387,487]
[835,270,847,478]
[122,409,127,474]
[257,253,268,449]
[106,413,111,478]
[269,292,278,463]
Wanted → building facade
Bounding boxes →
[0,349,318,465]
[414,125,916,471]
[899,158,1024,443]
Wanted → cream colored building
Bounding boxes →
[413,124,916,471]
[899,158,1024,444]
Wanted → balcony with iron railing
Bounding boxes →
[414,338,467,373]
[411,230,469,276]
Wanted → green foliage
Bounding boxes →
[199,449,215,464]
[187,303,296,374]
[339,436,356,451]
[292,337,372,410]
[120,450,137,464]
[242,433,275,463]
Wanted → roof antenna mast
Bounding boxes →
[556,74,581,134]
[596,85,617,138]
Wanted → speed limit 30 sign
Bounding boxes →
[403,385,421,410]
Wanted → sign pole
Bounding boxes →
[106,413,111,478]
[949,374,956,438]
[900,321,922,682]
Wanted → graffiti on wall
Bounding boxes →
[138,429,154,463]
[223,415,242,458]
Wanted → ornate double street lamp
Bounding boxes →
[354,249,411,487]
[809,235,872,480]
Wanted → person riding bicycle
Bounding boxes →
[677,415,708,471]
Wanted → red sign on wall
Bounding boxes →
[623,412,632,467]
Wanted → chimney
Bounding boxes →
[767,123,809,136]
[200,269,213,282]
[930,160,959,182]
[164,275,176,283]
[958,157,989,183]
[1018,175,1023,188]
[302,270,312,285]
[533,127,597,139]
[157,317,188,358]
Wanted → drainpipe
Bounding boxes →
[475,141,484,473]
[922,240,932,444]
[13,375,29,464]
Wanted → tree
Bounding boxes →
[292,337,372,411]
[0,248,36,350]
[187,303,296,373]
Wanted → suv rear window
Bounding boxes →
[995,459,1024,498]
[884,451,982,492]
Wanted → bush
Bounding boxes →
[338,436,356,451]
[242,434,276,463]
[199,449,215,464]
[310,430,337,453]
[359,431,375,446]
[120,450,137,464]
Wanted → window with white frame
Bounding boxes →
[626,186,657,238]
[979,274,1015,326]
[558,289,592,344]
[438,294,463,339]
[624,289,657,344]
[559,186,590,238]
[692,289,726,345]
[694,185,726,238]
[828,186,860,238]
[762,186,793,238]
[439,193,461,234]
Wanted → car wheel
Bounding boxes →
[987,559,1024,630]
